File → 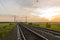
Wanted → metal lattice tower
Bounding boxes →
[14,15,16,22]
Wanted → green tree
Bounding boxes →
[28,23,32,25]
[46,23,51,28]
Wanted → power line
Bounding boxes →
[25,16,27,23]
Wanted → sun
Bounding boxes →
[32,7,60,20]
[40,13,55,20]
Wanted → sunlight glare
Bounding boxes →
[32,7,60,20]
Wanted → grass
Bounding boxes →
[0,22,16,40]
[50,23,60,31]
[27,22,60,31]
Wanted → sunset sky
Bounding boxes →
[0,0,60,22]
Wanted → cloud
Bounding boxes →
[17,0,33,7]
[40,0,60,8]
[0,0,35,17]
[0,0,60,18]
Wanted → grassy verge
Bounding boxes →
[0,22,16,40]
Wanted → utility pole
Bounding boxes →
[14,15,16,22]
[25,16,27,23]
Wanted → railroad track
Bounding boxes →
[23,23,60,36]
[27,25,60,36]
[39,28,60,36]
[18,24,48,40]
[20,23,60,40]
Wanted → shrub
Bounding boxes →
[46,23,51,28]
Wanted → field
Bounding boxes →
[27,22,60,31]
[0,22,16,40]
